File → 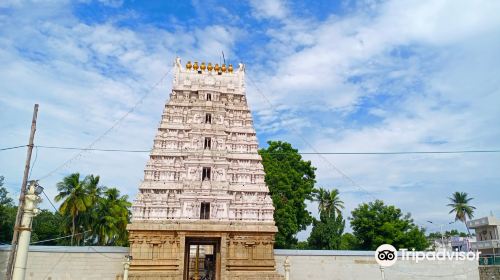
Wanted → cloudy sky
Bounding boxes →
[1,0,499,239]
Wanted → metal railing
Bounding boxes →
[479,255,500,266]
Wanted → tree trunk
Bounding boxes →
[71,210,77,246]
[464,219,472,238]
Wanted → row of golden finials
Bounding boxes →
[185,61,234,73]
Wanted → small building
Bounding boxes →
[467,216,500,265]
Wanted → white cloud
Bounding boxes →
[0,2,240,209]
[249,0,288,19]
[246,0,500,239]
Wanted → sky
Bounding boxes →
[1,0,499,240]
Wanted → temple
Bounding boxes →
[125,58,284,280]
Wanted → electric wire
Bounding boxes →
[29,145,500,154]
[36,69,172,182]
[27,146,38,180]
[30,231,90,245]
[0,145,26,151]
[41,190,59,213]
[247,75,379,201]
[88,246,126,259]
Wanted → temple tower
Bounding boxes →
[125,58,283,280]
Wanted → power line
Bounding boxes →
[30,231,90,245]
[28,146,38,180]
[36,69,172,182]
[0,145,26,151]
[29,145,500,154]
[41,190,59,213]
[36,145,150,153]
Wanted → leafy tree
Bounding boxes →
[314,188,344,218]
[79,175,104,239]
[259,141,316,248]
[308,212,345,250]
[92,188,131,246]
[0,176,14,205]
[31,210,64,245]
[339,233,361,250]
[293,241,310,249]
[447,192,475,236]
[427,229,468,240]
[55,173,92,245]
[0,176,16,244]
[350,200,428,250]
[308,188,346,250]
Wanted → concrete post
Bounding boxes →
[123,257,131,280]
[12,182,42,280]
[284,256,290,280]
[380,266,385,280]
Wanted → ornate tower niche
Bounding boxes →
[125,58,283,280]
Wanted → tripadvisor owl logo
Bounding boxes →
[375,243,482,266]
[375,244,397,267]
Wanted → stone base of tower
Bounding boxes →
[117,221,284,280]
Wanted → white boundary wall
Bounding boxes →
[0,246,479,280]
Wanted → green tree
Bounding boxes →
[350,200,428,250]
[0,176,16,244]
[308,188,346,250]
[308,212,345,250]
[339,233,361,250]
[79,174,104,241]
[314,187,344,218]
[447,192,475,236]
[259,141,316,248]
[31,210,64,245]
[92,188,131,246]
[0,176,14,205]
[55,173,91,245]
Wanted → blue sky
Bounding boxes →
[1,0,500,239]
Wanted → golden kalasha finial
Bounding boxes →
[193,61,199,70]
[207,62,213,71]
[228,64,233,73]
[186,61,192,70]
[221,64,227,72]
[214,63,220,72]
[201,62,206,71]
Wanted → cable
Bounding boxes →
[247,75,378,201]
[41,190,59,213]
[41,251,66,280]
[28,145,38,180]
[0,145,26,151]
[88,246,126,259]
[36,69,172,182]
[36,145,150,153]
[30,230,90,245]
[29,145,500,155]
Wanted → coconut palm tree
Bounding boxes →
[315,188,344,218]
[92,188,131,245]
[447,192,476,236]
[79,174,104,244]
[55,173,91,245]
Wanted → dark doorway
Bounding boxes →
[184,238,220,280]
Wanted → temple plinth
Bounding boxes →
[123,58,284,280]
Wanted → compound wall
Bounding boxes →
[0,246,480,280]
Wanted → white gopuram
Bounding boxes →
[126,59,283,280]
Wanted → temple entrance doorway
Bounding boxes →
[184,237,220,280]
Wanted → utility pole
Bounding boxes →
[5,104,39,280]
[12,181,43,280]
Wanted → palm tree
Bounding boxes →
[80,174,104,244]
[315,188,344,218]
[447,192,476,236]
[54,173,91,245]
[92,188,131,245]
